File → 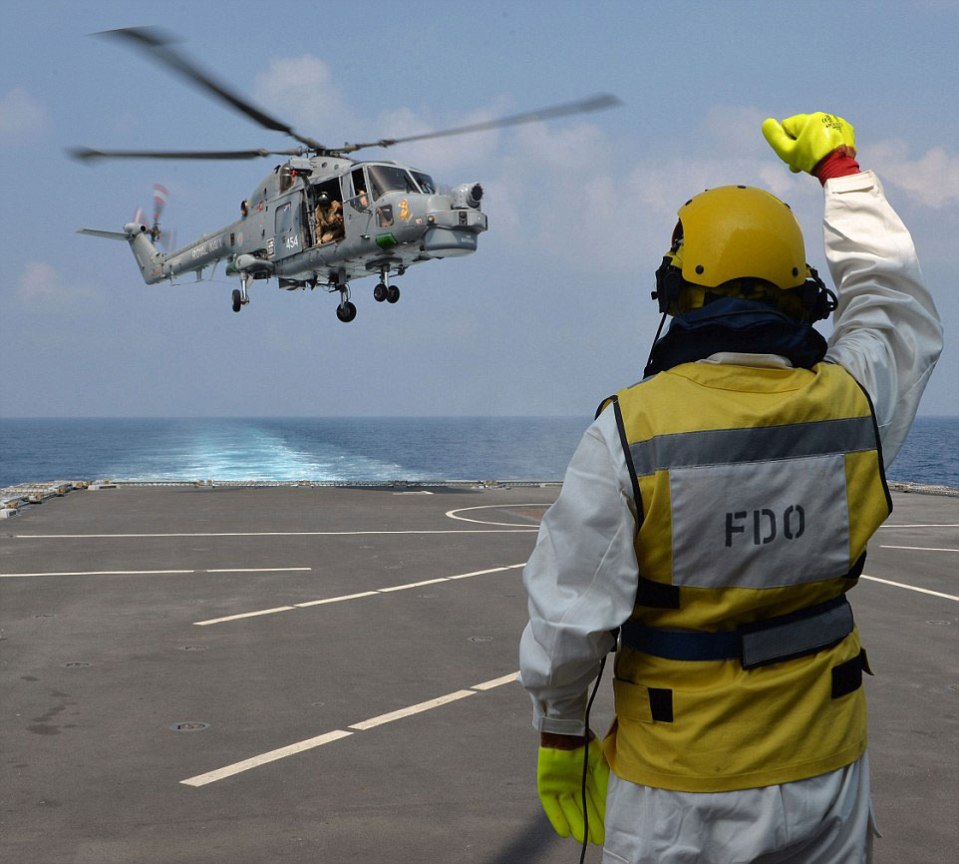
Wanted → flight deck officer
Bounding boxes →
[519,112,943,863]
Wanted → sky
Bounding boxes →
[1,0,957,418]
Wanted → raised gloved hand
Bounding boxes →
[762,112,859,183]
[536,734,609,845]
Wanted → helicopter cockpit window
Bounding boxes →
[349,168,370,210]
[367,165,421,200]
[411,171,436,194]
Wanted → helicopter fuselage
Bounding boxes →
[124,155,487,311]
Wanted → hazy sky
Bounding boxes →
[2,0,956,418]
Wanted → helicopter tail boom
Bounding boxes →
[121,222,170,284]
[76,222,168,284]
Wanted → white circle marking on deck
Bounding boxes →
[445,503,548,528]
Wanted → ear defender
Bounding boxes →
[799,267,838,322]
[652,256,686,315]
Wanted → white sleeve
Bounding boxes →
[518,406,640,735]
[822,170,943,463]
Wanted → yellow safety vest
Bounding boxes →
[603,360,891,792]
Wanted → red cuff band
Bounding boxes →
[814,147,861,185]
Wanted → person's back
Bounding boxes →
[520,112,943,863]
[608,358,887,792]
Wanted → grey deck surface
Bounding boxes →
[1,485,956,863]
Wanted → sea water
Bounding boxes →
[0,416,956,489]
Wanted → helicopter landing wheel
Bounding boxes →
[386,285,400,304]
[336,301,357,323]
[231,289,242,313]
[373,283,388,302]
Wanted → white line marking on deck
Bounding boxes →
[379,577,456,592]
[446,503,550,528]
[862,574,959,602]
[879,523,959,529]
[15,529,535,539]
[347,690,476,730]
[193,563,526,626]
[0,567,312,579]
[180,672,519,787]
[180,729,354,787]
[295,591,378,607]
[0,569,195,578]
[448,565,523,580]
[195,606,297,625]
[470,671,521,690]
[880,545,958,553]
[205,567,312,573]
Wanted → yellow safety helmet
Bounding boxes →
[654,185,833,321]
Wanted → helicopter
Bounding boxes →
[72,27,620,322]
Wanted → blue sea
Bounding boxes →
[0,416,957,489]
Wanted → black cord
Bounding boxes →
[579,654,608,864]
[643,312,669,378]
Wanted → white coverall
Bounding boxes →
[519,170,943,864]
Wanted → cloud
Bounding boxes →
[251,53,502,175]
[17,262,100,311]
[253,55,353,140]
[372,104,505,176]
[484,103,864,278]
[515,118,611,170]
[871,140,959,208]
[704,105,769,157]
[0,87,49,145]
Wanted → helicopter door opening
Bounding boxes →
[342,169,372,242]
[273,195,305,261]
[311,180,345,246]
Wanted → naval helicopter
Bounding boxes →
[72,27,620,322]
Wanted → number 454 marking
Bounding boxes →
[284,235,300,250]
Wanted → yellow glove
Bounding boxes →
[536,737,609,845]
[762,112,856,174]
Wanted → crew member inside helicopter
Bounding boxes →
[314,189,344,245]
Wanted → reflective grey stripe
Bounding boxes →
[669,454,850,588]
[629,416,878,477]
[740,599,854,669]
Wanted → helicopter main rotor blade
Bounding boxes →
[69,146,309,162]
[97,27,326,152]
[339,93,623,153]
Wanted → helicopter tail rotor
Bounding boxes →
[150,183,168,243]
[152,184,168,226]
[130,186,175,249]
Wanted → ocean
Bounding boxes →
[0,415,957,490]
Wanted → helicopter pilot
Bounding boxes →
[315,191,344,245]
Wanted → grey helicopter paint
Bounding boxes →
[73,27,619,322]
[83,155,487,321]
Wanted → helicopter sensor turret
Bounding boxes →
[451,183,484,209]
